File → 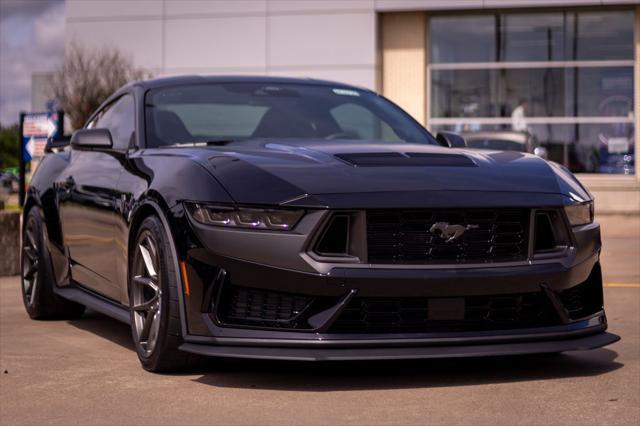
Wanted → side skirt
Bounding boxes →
[54,284,131,324]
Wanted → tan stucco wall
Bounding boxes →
[578,175,639,214]
[380,12,426,125]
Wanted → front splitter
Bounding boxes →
[179,331,620,361]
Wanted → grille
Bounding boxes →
[330,292,559,334]
[366,208,530,264]
[218,285,313,328]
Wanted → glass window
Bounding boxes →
[530,123,635,174]
[430,15,496,63]
[501,13,570,62]
[145,83,436,147]
[576,67,634,117]
[575,11,634,60]
[431,67,634,118]
[430,10,634,63]
[428,8,635,174]
[433,122,635,175]
[432,68,573,118]
[91,95,135,150]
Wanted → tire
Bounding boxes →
[129,215,195,372]
[21,206,86,319]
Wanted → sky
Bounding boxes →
[0,0,65,126]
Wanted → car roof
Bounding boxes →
[126,75,372,92]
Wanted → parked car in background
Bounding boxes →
[462,131,548,159]
[21,76,618,372]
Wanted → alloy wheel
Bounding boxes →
[22,216,39,307]
[131,232,162,357]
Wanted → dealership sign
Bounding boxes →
[21,112,62,161]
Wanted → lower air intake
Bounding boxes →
[329,292,559,334]
[217,285,313,329]
[558,264,604,320]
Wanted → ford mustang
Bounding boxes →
[22,76,619,371]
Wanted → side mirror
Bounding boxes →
[70,128,113,150]
[436,131,467,148]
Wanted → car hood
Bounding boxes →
[181,140,590,208]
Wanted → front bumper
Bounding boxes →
[175,209,618,359]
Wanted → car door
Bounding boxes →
[57,94,135,300]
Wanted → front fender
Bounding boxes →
[128,151,234,208]
[124,198,190,338]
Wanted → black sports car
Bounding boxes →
[22,76,619,372]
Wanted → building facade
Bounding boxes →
[65,0,640,212]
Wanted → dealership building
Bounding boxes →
[62,0,639,212]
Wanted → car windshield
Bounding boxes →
[144,82,437,147]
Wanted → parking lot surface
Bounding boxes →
[1,215,639,425]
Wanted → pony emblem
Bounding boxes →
[430,222,479,243]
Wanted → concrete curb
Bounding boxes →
[0,210,20,276]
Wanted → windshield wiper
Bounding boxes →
[165,139,239,147]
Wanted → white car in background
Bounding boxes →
[462,131,548,159]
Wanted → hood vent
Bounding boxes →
[335,152,476,167]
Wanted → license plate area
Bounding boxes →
[428,298,465,320]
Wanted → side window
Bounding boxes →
[92,95,135,150]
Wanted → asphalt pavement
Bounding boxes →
[1,215,638,425]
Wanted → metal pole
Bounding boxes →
[18,112,25,207]
[58,110,65,135]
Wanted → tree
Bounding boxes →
[0,124,19,170]
[47,43,151,130]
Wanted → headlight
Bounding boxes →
[564,201,594,226]
[185,203,304,231]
